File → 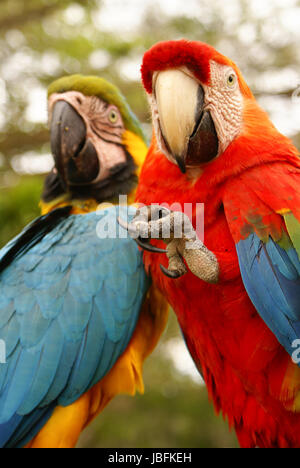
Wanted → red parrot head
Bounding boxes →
[141,40,287,174]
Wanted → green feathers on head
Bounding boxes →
[48,74,146,143]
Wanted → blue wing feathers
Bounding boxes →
[18,321,65,415]
[0,348,42,421]
[3,404,56,449]
[1,313,20,357]
[39,339,80,408]
[0,206,149,446]
[266,241,299,280]
[34,290,64,320]
[0,413,23,447]
[14,291,35,317]
[20,304,52,348]
[59,311,105,404]
[237,233,300,357]
[0,302,15,329]
[58,291,93,342]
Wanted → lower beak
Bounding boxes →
[50,101,99,185]
[155,69,219,173]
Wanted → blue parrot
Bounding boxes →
[0,75,168,448]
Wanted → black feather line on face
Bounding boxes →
[42,150,138,204]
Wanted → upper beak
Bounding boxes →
[154,69,219,173]
[50,101,99,185]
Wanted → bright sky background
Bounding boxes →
[164,337,204,384]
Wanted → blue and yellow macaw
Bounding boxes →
[0,76,168,448]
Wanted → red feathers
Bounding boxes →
[142,40,215,92]
[141,39,253,98]
[137,40,300,447]
[223,161,300,244]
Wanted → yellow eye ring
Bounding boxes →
[109,110,118,123]
[227,73,237,88]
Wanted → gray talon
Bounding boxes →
[117,216,129,231]
[120,207,219,283]
[135,237,167,254]
[160,264,185,279]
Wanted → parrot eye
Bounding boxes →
[108,109,118,124]
[226,72,237,89]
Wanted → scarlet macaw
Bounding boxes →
[129,40,300,448]
[0,75,168,448]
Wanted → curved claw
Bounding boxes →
[117,216,130,231]
[118,217,167,254]
[118,216,143,239]
[136,238,167,254]
[160,264,184,279]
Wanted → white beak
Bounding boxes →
[154,69,200,161]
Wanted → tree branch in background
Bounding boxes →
[254,89,299,98]
[0,128,49,159]
[0,0,96,33]
[0,5,57,32]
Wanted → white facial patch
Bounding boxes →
[150,63,243,164]
[202,61,243,155]
[49,91,127,183]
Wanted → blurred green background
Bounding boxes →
[0,0,300,448]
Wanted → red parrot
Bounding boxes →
[132,40,300,448]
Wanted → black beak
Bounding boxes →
[50,101,100,186]
[186,90,219,167]
[155,70,219,173]
[181,86,219,170]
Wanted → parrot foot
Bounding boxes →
[117,214,167,254]
[123,206,220,283]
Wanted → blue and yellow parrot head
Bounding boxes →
[43,75,148,206]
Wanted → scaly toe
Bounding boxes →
[160,264,185,279]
